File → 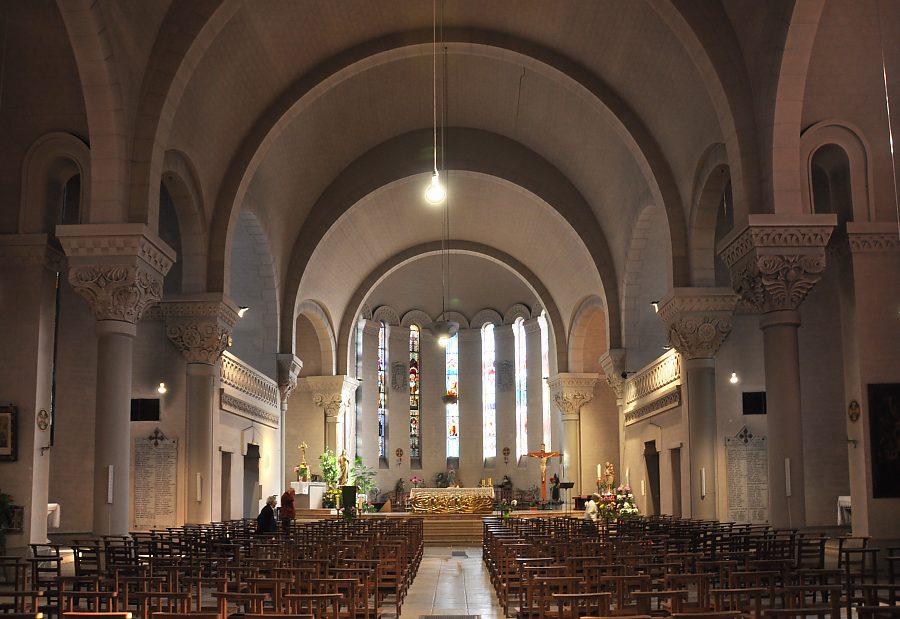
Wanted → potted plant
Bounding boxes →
[318,449,340,508]
[350,456,378,507]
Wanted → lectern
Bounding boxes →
[559,482,575,515]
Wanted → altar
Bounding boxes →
[408,487,495,513]
[290,481,327,509]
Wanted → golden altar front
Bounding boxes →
[408,487,495,513]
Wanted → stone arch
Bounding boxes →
[770,0,828,215]
[648,1,763,221]
[19,132,91,234]
[276,128,621,355]
[445,312,470,330]
[372,305,401,326]
[471,309,503,327]
[334,241,567,376]
[56,0,128,224]
[205,33,690,300]
[401,309,432,328]
[229,210,279,378]
[800,121,874,223]
[689,143,731,287]
[161,150,208,293]
[621,203,670,370]
[128,0,243,226]
[503,304,532,325]
[295,299,337,377]
[568,296,608,373]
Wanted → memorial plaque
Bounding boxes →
[725,426,768,524]
[134,428,178,529]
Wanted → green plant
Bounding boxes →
[318,449,339,491]
[350,456,378,498]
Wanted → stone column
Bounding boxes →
[57,224,174,535]
[161,295,239,524]
[599,348,626,477]
[548,374,599,500]
[719,214,835,528]
[299,376,359,455]
[277,354,303,487]
[657,288,737,520]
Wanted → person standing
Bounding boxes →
[257,495,277,534]
[583,493,600,521]
[280,487,296,532]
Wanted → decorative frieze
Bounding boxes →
[220,392,279,427]
[624,387,681,425]
[548,373,599,419]
[0,234,64,271]
[846,223,900,253]
[718,216,835,313]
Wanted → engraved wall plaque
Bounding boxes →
[725,426,769,524]
[133,428,178,529]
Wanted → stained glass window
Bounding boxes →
[482,323,496,461]
[514,317,528,458]
[409,325,421,461]
[445,332,459,458]
[377,321,387,460]
[539,312,551,449]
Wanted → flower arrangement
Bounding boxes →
[409,475,424,488]
[599,484,639,518]
[497,499,518,517]
[293,463,310,482]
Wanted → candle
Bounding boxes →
[597,463,603,478]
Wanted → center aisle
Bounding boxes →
[396,545,502,618]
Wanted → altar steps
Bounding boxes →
[422,517,484,545]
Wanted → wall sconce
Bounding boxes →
[157,382,167,394]
[650,301,659,313]
[395,447,404,466]
[238,306,250,317]
[502,446,510,465]
[729,372,739,385]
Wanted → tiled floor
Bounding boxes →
[393,545,501,619]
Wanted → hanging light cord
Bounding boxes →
[441,4,451,322]
[876,0,900,238]
[432,0,438,176]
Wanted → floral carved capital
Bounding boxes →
[548,373,599,418]
[69,264,163,323]
[599,349,626,400]
[166,321,232,364]
[667,316,733,360]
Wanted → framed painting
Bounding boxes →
[0,405,17,461]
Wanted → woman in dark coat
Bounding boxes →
[257,495,277,534]
[280,487,296,532]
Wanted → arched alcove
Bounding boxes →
[568,296,608,373]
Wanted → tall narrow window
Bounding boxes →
[482,323,496,461]
[409,325,421,464]
[538,312,551,449]
[377,321,388,461]
[355,320,364,455]
[514,317,528,459]
[445,333,459,458]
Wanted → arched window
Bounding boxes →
[445,333,459,458]
[377,321,388,461]
[482,323,496,461]
[60,174,81,225]
[409,325,421,465]
[538,312,551,449]
[514,317,528,459]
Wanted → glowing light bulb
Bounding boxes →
[238,306,249,317]
[438,335,450,347]
[425,171,445,204]
[157,382,168,394]
[729,372,739,385]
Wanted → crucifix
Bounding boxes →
[527,443,561,502]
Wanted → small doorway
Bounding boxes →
[670,447,682,517]
[221,451,232,521]
[243,444,261,518]
[644,441,661,516]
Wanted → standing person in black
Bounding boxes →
[257,495,277,534]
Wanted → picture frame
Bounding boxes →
[0,405,17,461]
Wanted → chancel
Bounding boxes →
[0,1,899,617]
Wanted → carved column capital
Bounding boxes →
[657,288,737,360]
[548,373,599,420]
[276,353,304,411]
[599,349,627,399]
[160,294,240,364]
[718,215,835,313]
[57,225,175,323]
[297,375,359,421]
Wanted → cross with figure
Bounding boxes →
[527,443,561,502]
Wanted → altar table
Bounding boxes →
[409,487,495,513]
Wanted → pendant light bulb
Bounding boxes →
[425,171,445,204]
[729,372,739,385]
[157,382,168,394]
[438,335,450,348]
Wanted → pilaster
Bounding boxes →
[548,373,599,498]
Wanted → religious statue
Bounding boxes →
[550,473,560,503]
[338,449,349,486]
[447,468,459,488]
[603,461,616,491]
[527,443,561,502]
[297,441,310,481]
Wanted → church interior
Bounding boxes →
[1,1,900,615]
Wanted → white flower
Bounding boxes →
[511,500,518,506]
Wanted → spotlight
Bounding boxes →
[238,306,250,317]
[650,301,659,313]
[157,382,168,394]
[729,372,739,385]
